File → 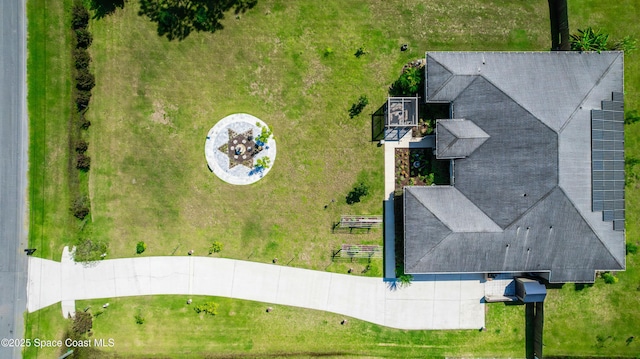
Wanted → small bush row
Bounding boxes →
[69,2,95,225]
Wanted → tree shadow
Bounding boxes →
[138,0,258,41]
[89,0,127,19]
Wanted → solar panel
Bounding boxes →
[613,190,624,200]
[614,111,624,122]
[591,93,625,230]
[592,110,604,119]
[613,121,624,132]
[592,190,604,201]
[614,171,624,181]
[614,131,624,141]
[603,190,614,201]
[593,200,603,211]
[612,92,624,102]
[602,210,614,221]
[603,201,614,211]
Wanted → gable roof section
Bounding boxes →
[436,119,490,159]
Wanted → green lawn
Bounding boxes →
[24,0,640,358]
[26,0,75,261]
[25,295,525,359]
[81,0,549,269]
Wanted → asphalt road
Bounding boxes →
[0,0,29,357]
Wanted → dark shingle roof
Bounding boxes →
[405,52,625,283]
[436,119,490,159]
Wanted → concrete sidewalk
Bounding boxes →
[27,247,485,330]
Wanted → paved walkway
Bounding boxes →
[27,248,485,330]
[382,133,436,278]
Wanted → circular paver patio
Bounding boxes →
[205,113,277,185]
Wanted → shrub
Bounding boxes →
[75,90,92,110]
[72,311,92,334]
[602,272,618,284]
[610,35,637,53]
[74,237,108,262]
[625,110,640,125]
[71,195,90,219]
[73,48,91,69]
[627,242,638,255]
[71,4,90,30]
[209,241,223,254]
[75,29,93,48]
[348,95,369,118]
[255,124,273,144]
[570,27,609,52]
[79,115,91,129]
[76,69,95,91]
[346,182,369,205]
[194,302,219,316]
[255,156,271,169]
[135,313,145,325]
[75,140,88,153]
[76,153,91,171]
[323,47,333,57]
[354,46,367,58]
[395,265,413,288]
[389,67,422,96]
[136,241,146,254]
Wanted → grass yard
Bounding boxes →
[26,295,525,359]
[82,0,549,270]
[24,0,640,358]
[26,0,75,261]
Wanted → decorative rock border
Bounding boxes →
[205,113,277,185]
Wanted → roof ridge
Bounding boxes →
[407,187,453,233]
[502,186,558,229]
[409,232,456,271]
[475,75,557,135]
[426,54,455,99]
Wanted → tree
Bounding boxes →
[75,90,92,110]
[138,0,258,41]
[348,95,369,119]
[72,311,93,334]
[389,67,423,96]
[72,4,90,30]
[75,140,89,153]
[73,48,91,69]
[89,0,127,19]
[346,183,369,205]
[75,29,93,48]
[77,153,91,171]
[76,69,95,91]
[71,195,90,219]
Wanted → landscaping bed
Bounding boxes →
[394,148,450,192]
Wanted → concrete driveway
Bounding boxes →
[28,248,485,330]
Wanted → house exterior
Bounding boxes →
[404,52,625,283]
